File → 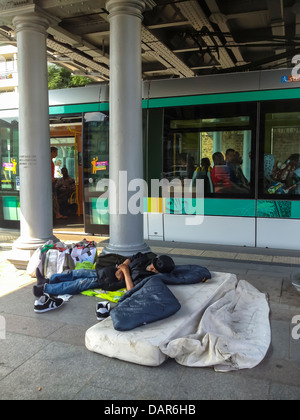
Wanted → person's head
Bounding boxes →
[225,148,235,163]
[147,255,175,274]
[51,147,58,159]
[201,157,211,168]
[212,152,225,166]
[56,159,62,167]
[234,151,243,165]
[61,167,69,178]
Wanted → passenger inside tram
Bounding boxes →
[191,157,213,193]
[177,153,196,180]
[266,153,300,195]
[264,153,300,195]
[211,151,249,194]
[55,167,76,216]
[51,147,67,220]
[232,151,250,191]
[211,152,232,193]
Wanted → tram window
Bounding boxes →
[162,105,254,197]
[163,131,251,195]
[82,112,109,229]
[0,117,19,192]
[262,111,300,197]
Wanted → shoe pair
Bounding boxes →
[96,301,111,321]
[34,293,64,313]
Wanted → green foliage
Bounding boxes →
[48,64,92,89]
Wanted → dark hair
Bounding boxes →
[201,157,211,167]
[212,152,225,165]
[51,146,58,153]
[225,148,235,156]
[152,255,175,273]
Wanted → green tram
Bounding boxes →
[1,68,300,250]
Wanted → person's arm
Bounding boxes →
[118,263,134,291]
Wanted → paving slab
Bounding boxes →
[172,368,270,400]
[0,341,104,400]
[0,232,299,400]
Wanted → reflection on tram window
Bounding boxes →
[83,112,109,194]
[163,123,252,196]
[263,112,300,196]
[162,104,254,197]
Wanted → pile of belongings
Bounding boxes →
[27,239,97,279]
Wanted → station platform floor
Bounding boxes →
[0,227,299,401]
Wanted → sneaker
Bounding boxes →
[96,301,111,321]
[34,293,64,313]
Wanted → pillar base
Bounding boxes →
[102,241,151,256]
[7,248,35,270]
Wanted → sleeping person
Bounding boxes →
[33,254,176,297]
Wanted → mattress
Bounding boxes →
[85,272,237,366]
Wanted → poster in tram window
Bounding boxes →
[1,157,18,190]
[91,157,108,174]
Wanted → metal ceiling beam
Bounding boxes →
[37,0,107,10]
[47,37,109,80]
[267,0,286,59]
[62,21,109,36]
[218,46,300,73]
[205,0,246,65]
[147,20,189,29]
[177,0,235,69]
[141,25,194,77]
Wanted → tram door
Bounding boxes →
[82,112,109,235]
[50,119,84,223]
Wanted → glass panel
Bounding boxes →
[163,130,251,194]
[170,116,250,130]
[50,137,76,179]
[0,118,19,192]
[82,111,109,231]
[263,111,300,196]
[163,105,254,196]
[2,195,20,220]
[0,113,20,224]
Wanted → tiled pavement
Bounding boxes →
[0,229,299,401]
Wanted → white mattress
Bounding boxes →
[85,272,238,366]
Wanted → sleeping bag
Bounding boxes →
[156,265,211,285]
[110,265,211,331]
[110,277,181,331]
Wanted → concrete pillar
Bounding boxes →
[10,13,56,266]
[243,130,252,182]
[103,0,151,255]
[213,132,222,154]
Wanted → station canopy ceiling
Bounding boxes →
[0,0,300,82]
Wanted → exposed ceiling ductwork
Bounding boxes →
[0,0,299,82]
